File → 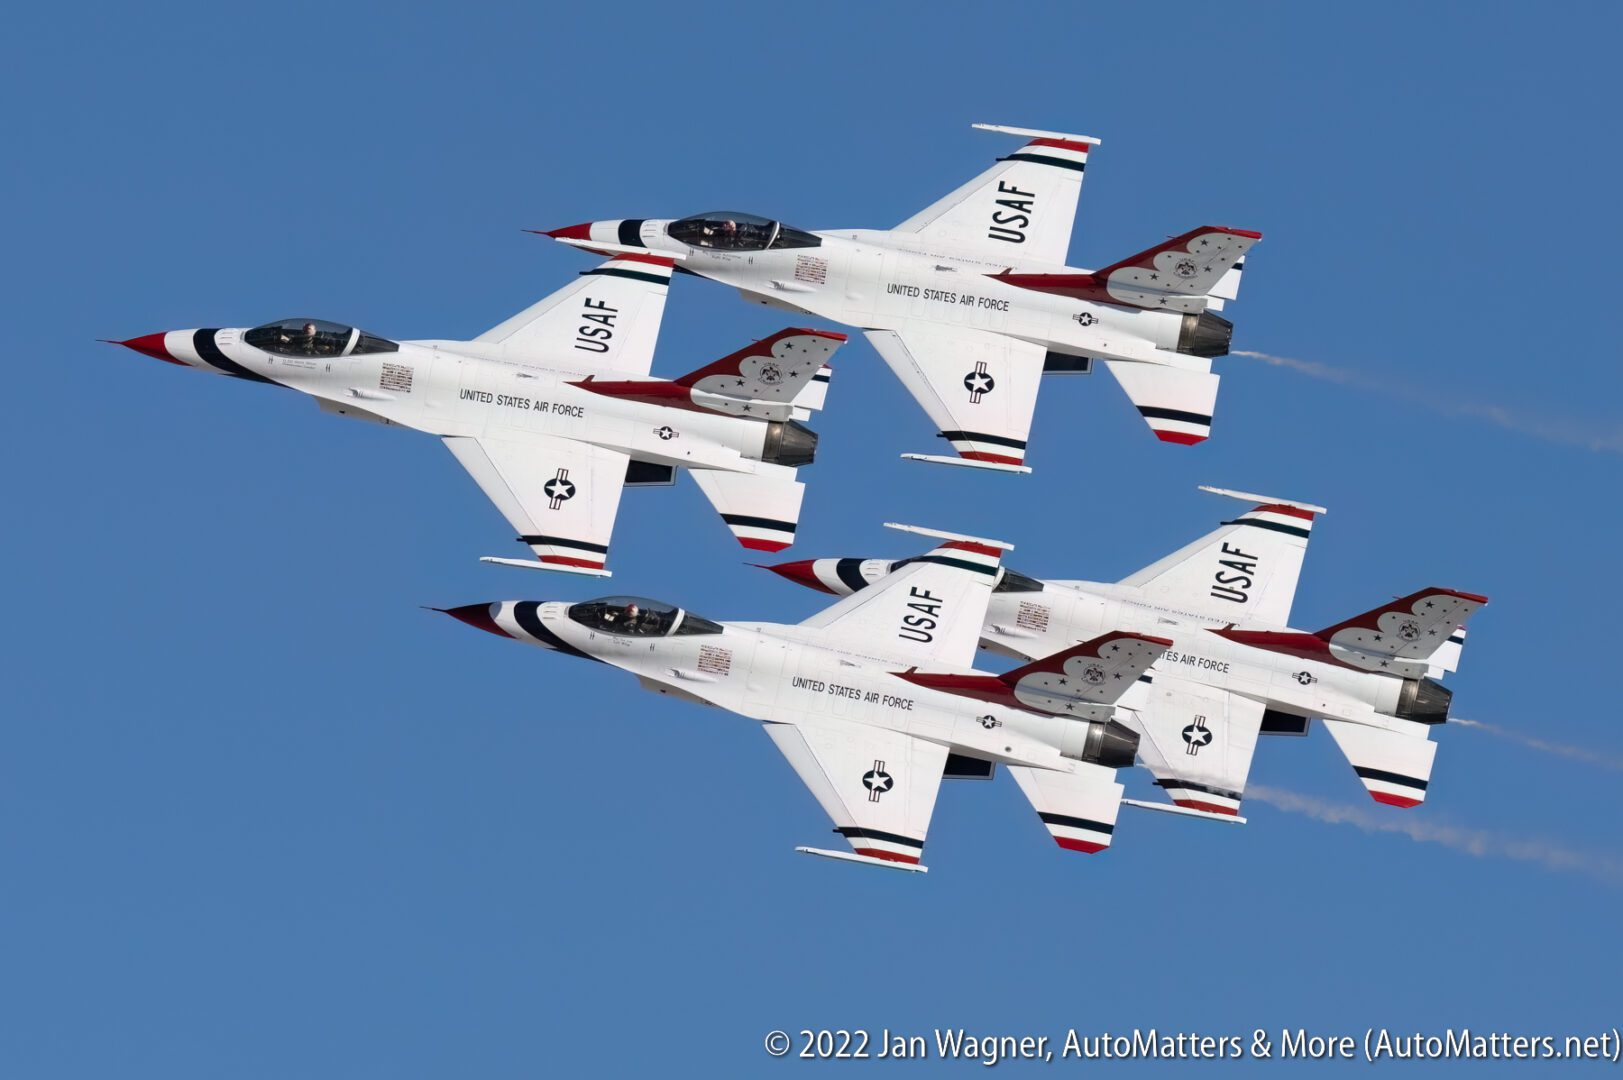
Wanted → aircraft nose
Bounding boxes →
[436,603,512,638]
[544,223,595,241]
[106,332,187,366]
[755,559,837,594]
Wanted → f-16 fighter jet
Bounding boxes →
[763,490,1488,822]
[110,252,845,574]
[439,525,1168,872]
[544,124,1261,472]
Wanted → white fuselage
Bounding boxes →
[527,602,1122,774]
[981,582,1426,737]
[167,328,780,475]
[626,223,1201,369]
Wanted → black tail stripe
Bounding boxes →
[1137,406,1212,425]
[1000,152,1086,174]
[1353,766,1429,791]
[915,554,996,576]
[720,514,796,533]
[581,267,668,286]
[193,329,279,385]
[1222,517,1312,539]
[1036,812,1115,835]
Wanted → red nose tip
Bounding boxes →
[544,223,593,240]
[436,603,510,638]
[753,560,835,594]
[109,332,184,365]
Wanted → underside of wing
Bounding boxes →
[865,326,1045,471]
[1007,762,1124,854]
[764,718,950,871]
[444,433,628,574]
[1124,677,1264,819]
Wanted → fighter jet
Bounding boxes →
[110,251,846,574]
[763,489,1488,822]
[439,525,1168,872]
[544,124,1261,472]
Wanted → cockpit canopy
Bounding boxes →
[242,318,399,358]
[566,596,723,638]
[667,211,821,252]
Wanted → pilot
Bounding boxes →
[624,602,641,630]
[300,322,321,355]
[700,219,738,247]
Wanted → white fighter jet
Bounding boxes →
[438,525,1169,872]
[110,251,846,574]
[763,489,1489,822]
[544,124,1261,472]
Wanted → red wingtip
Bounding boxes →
[544,223,593,241]
[1054,837,1109,854]
[757,559,834,594]
[111,332,184,365]
[436,603,509,638]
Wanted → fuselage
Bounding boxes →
[461,597,1140,776]
[559,218,1219,369]
[983,579,1433,735]
[128,324,788,475]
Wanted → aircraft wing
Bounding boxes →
[443,433,629,575]
[764,717,950,871]
[894,123,1096,266]
[801,525,1008,669]
[864,325,1044,472]
[1125,676,1264,819]
[475,252,676,376]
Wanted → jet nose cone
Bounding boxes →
[436,603,510,638]
[107,332,185,365]
[754,559,836,594]
[544,223,594,240]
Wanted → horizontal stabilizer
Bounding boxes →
[1123,799,1247,825]
[1322,719,1437,808]
[1009,763,1124,854]
[1104,361,1220,445]
[690,469,804,553]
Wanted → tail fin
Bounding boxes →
[673,328,845,420]
[990,225,1260,314]
[1316,588,1488,677]
[474,252,676,375]
[1322,719,1437,808]
[1104,361,1220,445]
[690,469,805,553]
[1108,486,1325,627]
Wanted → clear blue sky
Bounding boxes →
[5,2,1620,1075]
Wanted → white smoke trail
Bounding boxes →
[1233,350,1623,453]
[1247,784,1623,887]
[1450,718,1623,773]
